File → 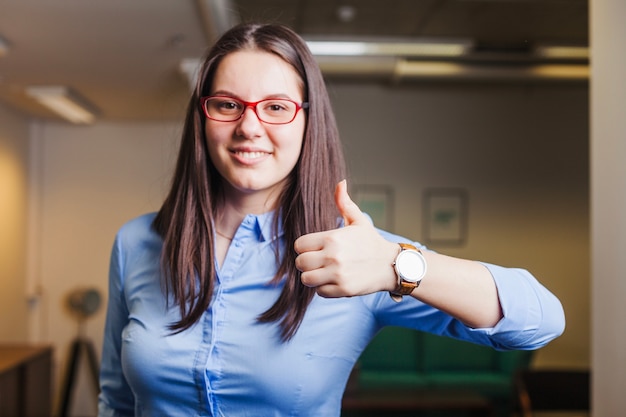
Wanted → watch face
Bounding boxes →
[396,250,427,283]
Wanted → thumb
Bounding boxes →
[335,180,368,226]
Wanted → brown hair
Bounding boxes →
[153,23,346,341]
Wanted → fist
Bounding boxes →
[294,180,399,298]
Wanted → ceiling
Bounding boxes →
[0,0,588,123]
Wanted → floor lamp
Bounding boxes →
[58,288,102,417]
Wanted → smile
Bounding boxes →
[234,150,269,159]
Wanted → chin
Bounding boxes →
[237,179,287,197]
[232,180,269,193]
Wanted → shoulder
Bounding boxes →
[118,212,157,234]
[109,213,162,278]
[114,212,161,251]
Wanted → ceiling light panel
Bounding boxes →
[25,86,98,124]
[306,40,471,58]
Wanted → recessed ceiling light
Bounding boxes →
[337,5,356,23]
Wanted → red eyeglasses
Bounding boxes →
[201,96,309,125]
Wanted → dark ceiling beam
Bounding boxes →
[195,0,240,43]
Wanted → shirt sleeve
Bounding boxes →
[465,262,566,350]
[98,234,135,417]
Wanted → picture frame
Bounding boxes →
[352,184,394,231]
[423,188,468,246]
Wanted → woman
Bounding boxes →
[98,23,564,416]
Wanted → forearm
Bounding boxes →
[406,250,503,328]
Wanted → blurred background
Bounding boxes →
[1,1,622,416]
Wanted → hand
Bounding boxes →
[294,180,399,298]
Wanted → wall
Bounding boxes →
[0,102,30,342]
[591,0,626,414]
[25,81,589,415]
[28,122,181,415]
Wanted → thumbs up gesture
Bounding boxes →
[294,180,400,298]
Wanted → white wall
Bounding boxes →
[0,102,30,342]
[591,0,626,414]
[23,82,589,415]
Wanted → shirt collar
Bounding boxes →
[244,211,283,242]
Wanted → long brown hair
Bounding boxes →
[153,23,346,341]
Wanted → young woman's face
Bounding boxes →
[205,50,306,205]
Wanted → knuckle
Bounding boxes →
[300,271,309,285]
[294,255,303,271]
[300,271,314,287]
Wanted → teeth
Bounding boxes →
[236,151,266,159]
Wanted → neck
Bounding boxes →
[214,179,286,237]
[215,229,234,240]
[214,191,278,240]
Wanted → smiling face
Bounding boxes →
[205,50,306,209]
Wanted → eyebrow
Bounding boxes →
[210,90,295,100]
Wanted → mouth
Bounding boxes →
[233,150,269,159]
[230,148,272,165]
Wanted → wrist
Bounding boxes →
[384,242,402,292]
[389,243,427,302]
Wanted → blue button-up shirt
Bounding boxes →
[98,212,564,416]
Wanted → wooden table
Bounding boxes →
[0,345,53,417]
[342,387,494,416]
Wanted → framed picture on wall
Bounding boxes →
[423,188,468,246]
[352,184,394,231]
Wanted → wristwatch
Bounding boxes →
[390,243,427,302]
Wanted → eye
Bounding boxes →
[218,100,241,111]
[210,98,242,114]
[262,100,292,114]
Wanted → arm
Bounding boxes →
[98,235,135,417]
[294,180,564,348]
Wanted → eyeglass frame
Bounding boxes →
[200,95,310,125]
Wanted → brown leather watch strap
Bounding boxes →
[389,243,423,302]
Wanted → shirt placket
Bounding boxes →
[203,215,258,415]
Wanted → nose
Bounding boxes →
[235,106,263,138]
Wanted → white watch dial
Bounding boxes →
[396,250,427,283]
